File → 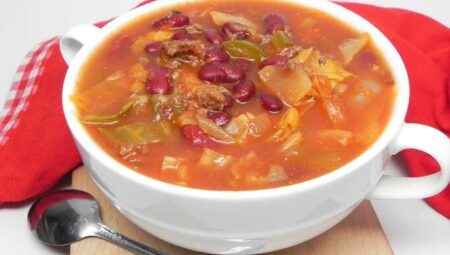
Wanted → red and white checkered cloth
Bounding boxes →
[0,38,59,145]
[0,35,81,204]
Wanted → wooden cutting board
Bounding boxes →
[71,167,393,255]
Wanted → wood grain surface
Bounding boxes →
[71,167,393,255]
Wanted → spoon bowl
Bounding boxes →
[28,189,167,255]
[28,190,99,246]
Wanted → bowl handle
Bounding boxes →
[59,24,101,65]
[368,123,450,199]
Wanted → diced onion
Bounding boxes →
[161,156,187,180]
[196,114,236,143]
[259,65,312,106]
[280,131,304,152]
[339,33,369,65]
[322,96,346,127]
[265,165,288,182]
[224,114,251,142]
[210,11,258,30]
[304,50,352,82]
[198,148,233,168]
[162,156,182,171]
[316,129,353,146]
[293,47,313,64]
[246,164,288,184]
[278,108,300,130]
[269,108,301,143]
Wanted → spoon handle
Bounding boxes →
[95,223,169,255]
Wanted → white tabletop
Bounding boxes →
[0,1,449,254]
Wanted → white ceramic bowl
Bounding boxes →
[61,0,450,253]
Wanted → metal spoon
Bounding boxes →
[27,189,168,255]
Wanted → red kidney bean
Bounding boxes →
[260,93,283,112]
[258,55,289,69]
[153,17,169,28]
[198,63,245,84]
[264,14,287,34]
[144,41,161,55]
[181,124,213,147]
[223,94,234,110]
[233,58,253,72]
[153,11,190,28]
[207,111,231,127]
[172,31,193,41]
[221,23,235,37]
[170,13,190,28]
[232,80,256,102]
[222,22,250,40]
[205,47,230,64]
[204,28,225,45]
[146,66,171,95]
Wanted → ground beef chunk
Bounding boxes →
[193,85,230,111]
[162,40,205,57]
[119,144,149,163]
[222,22,252,40]
[160,40,205,68]
[280,46,302,59]
[259,34,273,45]
[185,23,204,34]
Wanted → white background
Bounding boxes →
[0,1,449,254]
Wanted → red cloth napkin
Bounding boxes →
[0,1,449,217]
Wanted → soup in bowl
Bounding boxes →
[61,0,450,253]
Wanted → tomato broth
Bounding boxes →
[73,0,395,190]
